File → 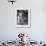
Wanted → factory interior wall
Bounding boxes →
[0,0,46,42]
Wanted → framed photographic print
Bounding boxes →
[16,8,31,28]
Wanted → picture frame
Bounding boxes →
[16,8,31,28]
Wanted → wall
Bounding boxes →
[0,0,46,42]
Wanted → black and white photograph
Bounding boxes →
[17,10,28,25]
[16,8,31,28]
